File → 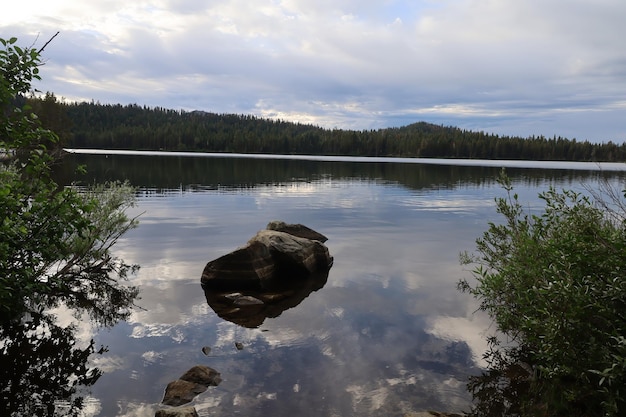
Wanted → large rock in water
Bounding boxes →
[201,222,333,327]
[201,222,333,290]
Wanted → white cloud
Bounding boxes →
[4,0,626,141]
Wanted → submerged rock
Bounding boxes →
[155,407,198,417]
[232,295,264,306]
[161,365,221,406]
[204,269,329,328]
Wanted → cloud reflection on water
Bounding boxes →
[72,155,625,416]
[87,177,499,416]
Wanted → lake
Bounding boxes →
[53,152,626,416]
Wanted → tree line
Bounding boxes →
[28,93,626,162]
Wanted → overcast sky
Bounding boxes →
[2,0,625,142]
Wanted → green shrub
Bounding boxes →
[459,171,626,416]
[1,36,139,325]
[1,35,140,416]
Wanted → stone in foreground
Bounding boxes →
[161,365,221,406]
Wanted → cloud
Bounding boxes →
[3,0,626,141]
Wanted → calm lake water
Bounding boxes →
[54,152,626,416]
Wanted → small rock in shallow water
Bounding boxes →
[201,346,211,356]
[155,406,198,417]
[235,342,244,350]
[162,380,205,406]
[224,292,243,300]
[233,295,264,306]
[161,365,221,406]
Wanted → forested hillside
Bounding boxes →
[29,94,626,162]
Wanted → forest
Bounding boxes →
[29,93,626,162]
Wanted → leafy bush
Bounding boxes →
[459,171,626,416]
[1,36,140,416]
[1,36,139,325]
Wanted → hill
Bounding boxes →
[28,94,626,162]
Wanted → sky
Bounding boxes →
[2,0,626,142]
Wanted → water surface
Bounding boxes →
[54,152,625,416]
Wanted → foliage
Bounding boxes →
[459,170,626,416]
[0,312,105,417]
[1,36,140,415]
[29,98,626,161]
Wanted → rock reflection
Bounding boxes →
[203,270,329,328]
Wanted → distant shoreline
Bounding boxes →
[63,148,626,172]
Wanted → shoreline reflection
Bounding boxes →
[1,312,104,416]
